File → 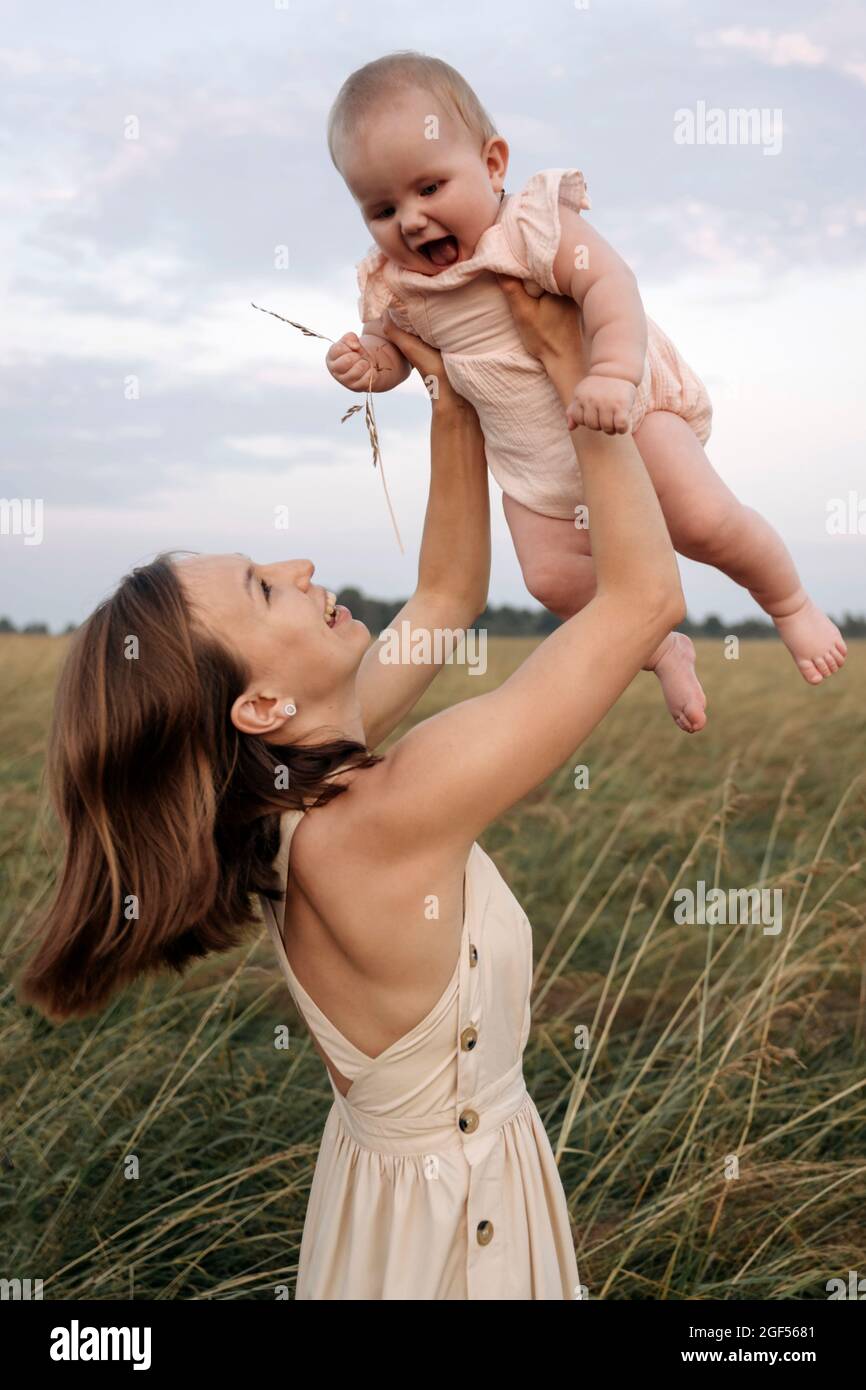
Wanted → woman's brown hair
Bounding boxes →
[17,551,380,1022]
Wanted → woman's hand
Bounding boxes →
[496,274,581,361]
[496,275,597,429]
[380,307,474,418]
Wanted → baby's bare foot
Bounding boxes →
[643,632,708,734]
[770,595,848,684]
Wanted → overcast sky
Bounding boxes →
[2,0,864,630]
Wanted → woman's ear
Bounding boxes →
[230,691,288,738]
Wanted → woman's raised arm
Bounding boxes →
[376,281,686,846]
[355,312,491,749]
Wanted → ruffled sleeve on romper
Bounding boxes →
[356,246,416,333]
[502,168,592,295]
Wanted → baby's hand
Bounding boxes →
[567,374,636,434]
[326,330,408,393]
[326,332,379,391]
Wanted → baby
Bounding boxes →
[325,51,846,731]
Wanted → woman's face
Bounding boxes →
[175,553,370,741]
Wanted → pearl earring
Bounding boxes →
[283,701,297,717]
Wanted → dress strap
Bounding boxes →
[270,806,305,892]
[259,805,371,1086]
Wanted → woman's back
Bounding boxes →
[260,804,580,1299]
[270,768,473,1064]
[262,801,533,1106]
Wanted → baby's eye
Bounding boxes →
[260,577,272,602]
[420,182,439,196]
[373,206,395,220]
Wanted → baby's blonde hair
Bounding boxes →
[327,50,498,172]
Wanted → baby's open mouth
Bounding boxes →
[419,234,458,268]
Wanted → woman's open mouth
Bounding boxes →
[419,235,459,268]
[324,600,351,629]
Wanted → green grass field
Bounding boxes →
[1,633,864,1300]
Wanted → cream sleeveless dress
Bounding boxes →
[259,808,582,1300]
[357,167,713,519]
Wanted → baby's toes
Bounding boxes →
[685,682,708,728]
[798,658,824,684]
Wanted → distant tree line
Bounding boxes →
[331,590,565,637]
[336,592,866,639]
[1,599,864,639]
[678,612,866,639]
[0,617,77,635]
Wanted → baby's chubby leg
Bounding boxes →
[502,493,597,617]
[633,412,847,684]
[501,494,708,733]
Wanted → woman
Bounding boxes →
[19,280,685,1300]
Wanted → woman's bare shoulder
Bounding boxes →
[287,756,470,973]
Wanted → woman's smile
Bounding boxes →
[321,588,352,629]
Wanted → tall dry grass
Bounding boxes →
[1,632,864,1299]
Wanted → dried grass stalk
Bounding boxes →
[251,302,404,553]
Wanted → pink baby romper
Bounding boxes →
[357,168,713,519]
[260,808,582,1300]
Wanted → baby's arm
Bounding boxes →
[326,314,412,394]
[552,207,647,433]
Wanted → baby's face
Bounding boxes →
[338,89,508,276]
